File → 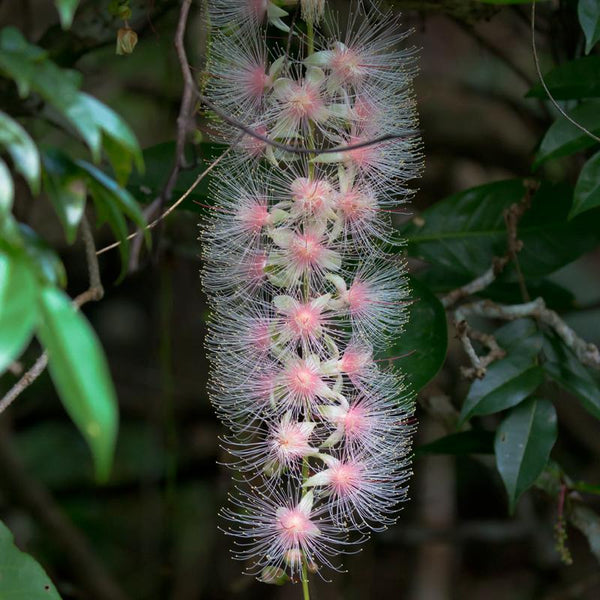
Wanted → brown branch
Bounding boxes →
[128,0,199,272]
[456,298,600,369]
[0,427,131,600]
[454,320,506,380]
[0,216,104,414]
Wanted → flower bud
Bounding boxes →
[259,566,289,585]
[301,0,325,24]
[116,27,138,56]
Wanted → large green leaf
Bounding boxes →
[0,157,13,215]
[527,56,600,99]
[399,180,600,280]
[36,287,118,482]
[376,277,447,392]
[0,110,40,194]
[579,0,600,54]
[42,152,87,244]
[495,397,558,513]
[534,100,600,167]
[54,0,80,29]
[18,225,66,288]
[572,150,600,217]
[416,430,494,456]
[543,330,600,420]
[0,520,62,599]
[0,251,38,374]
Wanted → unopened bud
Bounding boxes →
[116,27,138,55]
[259,566,289,585]
[301,0,325,25]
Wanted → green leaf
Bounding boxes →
[54,0,80,29]
[0,110,40,194]
[42,152,86,244]
[543,330,600,420]
[527,56,600,99]
[0,520,62,599]
[416,430,494,456]
[579,0,600,54]
[495,397,558,513]
[0,27,47,97]
[376,277,447,392]
[534,100,600,167]
[572,150,600,217]
[18,225,67,288]
[460,354,544,424]
[0,157,14,215]
[400,180,600,281]
[569,504,600,562]
[36,287,118,482]
[0,251,38,374]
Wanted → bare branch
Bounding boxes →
[456,298,600,369]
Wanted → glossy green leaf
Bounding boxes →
[0,27,47,97]
[460,353,544,424]
[0,110,40,194]
[527,56,600,99]
[54,0,80,29]
[495,397,558,513]
[0,520,62,599]
[42,152,86,244]
[579,0,600,54]
[0,251,38,374]
[36,287,118,482]
[377,277,447,392]
[0,157,13,215]
[400,180,600,281]
[416,430,494,456]
[572,150,600,217]
[543,330,600,420]
[534,100,600,167]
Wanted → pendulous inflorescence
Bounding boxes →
[200,0,423,589]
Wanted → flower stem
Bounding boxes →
[301,558,311,600]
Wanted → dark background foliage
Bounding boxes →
[1,1,599,599]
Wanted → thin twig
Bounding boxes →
[531,1,600,143]
[96,147,231,256]
[0,216,105,414]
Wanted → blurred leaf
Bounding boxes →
[36,287,118,482]
[54,0,80,29]
[18,224,66,287]
[527,56,600,99]
[416,430,494,456]
[0,110,40,194]
[478,0,549,3]
[494,318,542,353]
[534,100,600,167]
[569,503,600,562]
[572,481,600,496]
[495,397,558,513]
[579,0,600,54]
[0,520,62,599]
[572,150,600,217]
[42,152,86,244]
[0,157,13,214]
[377,277,447,392]
[0,251,38,374]
[0,28,141,172]
[400,180,600,281]
[543,330,600,420]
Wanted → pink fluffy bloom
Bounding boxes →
[201,0,422,582]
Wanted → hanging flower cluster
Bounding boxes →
[201,0,423,586]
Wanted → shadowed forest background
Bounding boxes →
[1,1,600,599]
